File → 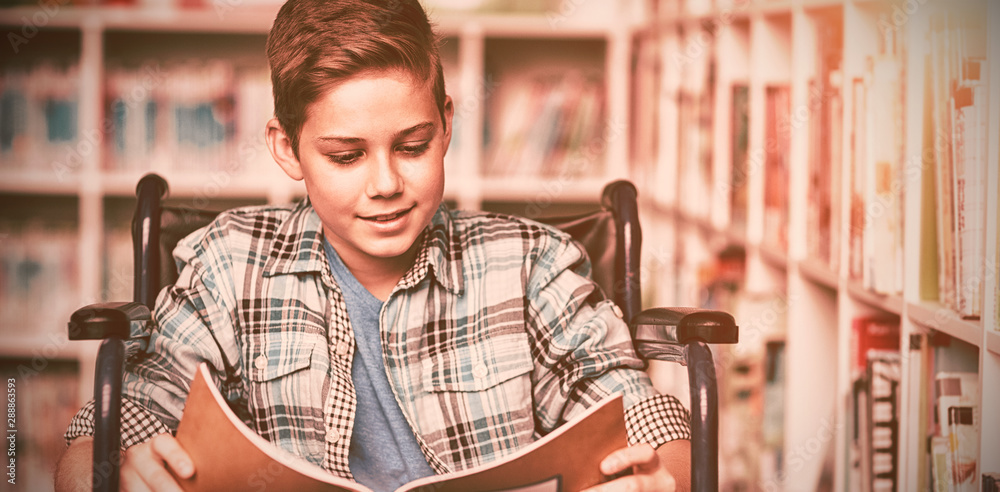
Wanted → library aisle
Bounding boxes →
[1,0,997,491]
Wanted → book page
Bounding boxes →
[175,363,629,492]
[175,364,369,492]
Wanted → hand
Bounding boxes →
[583,439,691,492]
[120,433,195,492]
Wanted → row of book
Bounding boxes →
[105,61,274,175]
[0,62,79,173]
[0,221,80,339]
[847,25,905,297]
[927,12,988,319]
[725,82,793,253]
[483,71,606,180]
[847,315,982,492]
[1,60,274,177]
[0,359,81,492]
[806,20,843,274]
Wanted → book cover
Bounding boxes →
[850,315,901,378]
[175,363,629,492]
[865,350,900,492]
[730,84,750,235]
[763,85,791,252]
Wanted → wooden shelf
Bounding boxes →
[845,280,904,315]
[478,176,609,203]
[988,330,1000,357]
[799,258,839,291]
[0,334,84,360]
[0,170,81,195]
[758,242,789,271]
[906,301,983,348]
[0,5,278,32]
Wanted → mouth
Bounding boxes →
[359,205,414,223]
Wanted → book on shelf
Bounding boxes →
[983,473,1000,492]
[760,339,785,484]
[848,76,866,282]
[676,79,715,222]
[928,12,988,319]
[729,84,750,236]
[763,85,791,252]
[805,21,843,272]
[103,60,274,177]
[0,220,80,339]
[866,350,901,492]
[860,37,906,295]
[846,315,901,492]
[175,363,629,492]
[0,358,81,492]
[850,315,901,378]
[904,332,935,492]
[0,61,79,174]
[484,71,605,181]
[931,371,978,492]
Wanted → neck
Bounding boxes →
[330,239,420,302]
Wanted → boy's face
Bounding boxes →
[270,69,453,272]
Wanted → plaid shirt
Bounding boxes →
[66,200,690,478]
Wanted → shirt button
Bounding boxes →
[327,430,341,443]
[335,341,350,356]
[612,304,624,319]
[254,354,267,370]
[472,363,489,379]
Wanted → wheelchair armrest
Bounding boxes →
[68,301,150,492]
[69,301,150,340]
[630,307,738,363]
[631,307,738,492]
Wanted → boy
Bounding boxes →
[56,0,692,490]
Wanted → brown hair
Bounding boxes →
[266,0,446,157]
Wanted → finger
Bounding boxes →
[581,473,673,492]
[599,443,658,476]
[122,440,186,492]
[119,462,153,492]
[150,435,195,480]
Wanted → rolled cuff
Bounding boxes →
[625,393,691,447]
[64,397,172,450]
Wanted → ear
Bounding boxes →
[265,117,304,181]
[441,95,455,154]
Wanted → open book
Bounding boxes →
[174,363,628,492]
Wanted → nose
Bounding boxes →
[366,153,403,199]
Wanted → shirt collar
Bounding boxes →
[263,200,464,296]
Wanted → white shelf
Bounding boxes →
[906,301,984,349]
[477,176,610,203]
[798,258,839,291]
[0,334,87,360]
[758,242,789,271]
[845,281,904,316]
[0,5,278,32]
[0,170,82,195]
[0,6,625,37]
[639,0,997,489]
[987,330,1000,356]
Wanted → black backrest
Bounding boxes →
[133,175,642,323]
[535,180,641,324]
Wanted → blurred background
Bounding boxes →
[0,0,997,490]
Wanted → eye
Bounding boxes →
[397,141,430,157]
[326,150,364,166]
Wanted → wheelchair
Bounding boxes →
[69,173,738,492]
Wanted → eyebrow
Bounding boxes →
[316,122,436,144]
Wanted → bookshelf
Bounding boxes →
[635,0,998,490]
[0,2,638,489]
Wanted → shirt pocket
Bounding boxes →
[242,331,325,463]
[420,331,534,393]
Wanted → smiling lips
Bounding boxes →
[360,206,414,223]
